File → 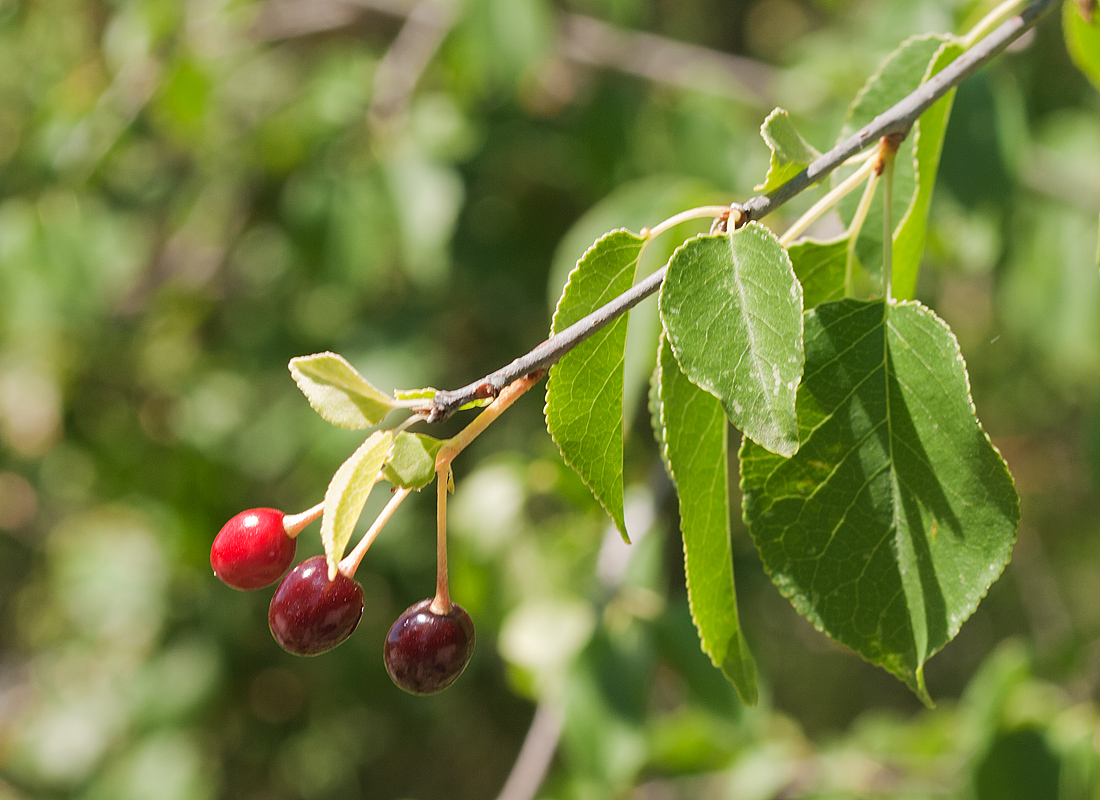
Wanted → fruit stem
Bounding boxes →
[778,156,877,247]
[430,372,543,615]
[431,466,452,614]
[644,205,739,240]
[338,486,413,578]
[283,501,324,539]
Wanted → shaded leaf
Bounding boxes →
[741,299,1018,703]
[382,432,443,490]
[788,236,848,308]
[754,108,821,192]
[290,352,396,429]
[658,336,757,704]
[1064,0,1100,91]
[321,431,394,578]
[659,223,803,457]
[546,229,645,541]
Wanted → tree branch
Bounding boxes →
[426,0,1059,423]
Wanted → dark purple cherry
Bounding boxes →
[268,556,364,656]
[211,508,296,590]
[384,599,475,695]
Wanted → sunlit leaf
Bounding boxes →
[659,223,803,457]
[658,336,757,704]
[754,108,821,192]
[546,229,645,541]
[321,431,394,578]
[289,352,397,429]
[382,432,443,490]
[1064,0,1100,91]
[741,299,1018,703]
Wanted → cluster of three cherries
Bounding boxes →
[211,507,473,695]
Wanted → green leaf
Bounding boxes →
[754,108,821,192]
[837,34,953,287]
[892,39,964,300]
[788,236,848,309]
[289,352,397,430]
[659,223,804,457]
[320,431,394,578]
[658,336,757,704]
[740,299,1019,703]
[546,229,645,541]
[1064,0,1100,92]
[394,387,490,411]
[382,432,443,489]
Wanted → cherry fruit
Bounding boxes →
[384,599,475,695]
[268,556,364,656]
[211,508,296,590]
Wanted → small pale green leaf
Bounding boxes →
[659,223,804,457]
[546,229,645,541]
[321,431,394,578]
[893,39,964,300]
[394,387,490,410]
[1064,0,1100,91]
[741,299,1019,703]
[788,236,848,308]
[382,432,443,489]
[837,34,952,285]
[658,336,757,704]
[754,108,821,192]
[290,352,397,429]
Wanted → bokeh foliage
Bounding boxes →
[1,0,1098,798]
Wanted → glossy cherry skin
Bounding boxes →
[211,508,296,590]
[384,599,475,695]
[268,556,364,656]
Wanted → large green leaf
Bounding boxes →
[1064,0,1100,91]
[320,431,393,578]
[837,35,952,287]
[546,229,645,541]
[657,336,757,704]
[892,39,964,300]
[659,223,803,457]
[754,108,821,193]
[289,352,397,429]
[740,299,1018,703]
[788,236,848,309]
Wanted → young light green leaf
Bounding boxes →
[1064,0,1100,91]
[659,223,803,457]
[382,432,443,489]
[290,352,397,429]
[658,336,757,704]
[394,387,490,411]
[754,108,821,193]
[892,39,964,300]
[836,34,953,287]
[788,236,848,309]
[740,299,1019,704]
[546,229,645,542]
[321,431,394,579]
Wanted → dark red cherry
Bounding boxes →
[268,556,364,656]
[211,508,296,590]
[384,599,475,695]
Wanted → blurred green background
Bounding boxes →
[1,0,1098,798]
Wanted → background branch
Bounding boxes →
[427,0,1060,422]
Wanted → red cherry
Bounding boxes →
[268,556,364,656]
[211,508,296,590]
[384,599,475,695]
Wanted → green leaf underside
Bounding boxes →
[892,39,964,300]
[382,432,443,489]
[658,337,757,704]
[837,34,953,288]
[290,352,397,430]
[788,236,848,309]
[1064,0,1100,91]
[659,224,803,457]
[755,108,821,193]
[740,299,1018,704]
[321,431,393,578]
[546,229,645,541]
